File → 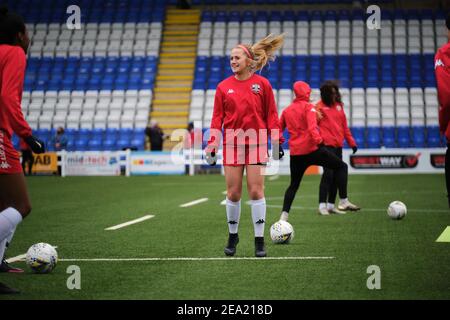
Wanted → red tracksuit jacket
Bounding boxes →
[279,81,323,155]
[0,45,32,139]
[208,73,283,150]
[435,40,450,141]
[316,100,356,148]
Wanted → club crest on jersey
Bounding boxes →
[251,84,261,94]
[336,105,342,111]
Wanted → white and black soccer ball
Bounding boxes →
[26,243,58,274]
[387,201,407,220]
[270,220,295,244]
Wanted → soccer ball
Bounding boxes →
[387,201,407,220]
[26,243,58,274]
[270,220,295,244]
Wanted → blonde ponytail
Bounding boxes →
[236,34,284,72]
[251,33,284,71]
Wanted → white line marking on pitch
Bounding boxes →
[220,199,226,205]
[105,215,154,231]
[59,256,335,262]
[180,198,209,208]
[222,191,227,195]
[6,246,58,263]
[268,175,280,181]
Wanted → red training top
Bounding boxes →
[315,100,356,148]
[435,40,450,141]
[208,73,283,150]
[0,44,32,139]
[280,81,323,155]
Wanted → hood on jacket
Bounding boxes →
[293,81,311,102]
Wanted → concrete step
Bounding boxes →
[159,57,195,64]
[151,111,189,117]
[164,36,198,42]
[152,105,190,112]
[162,41,197,47]
[153,92,191,100]
[154,87,191,93]
[161,46,196,54]
[155,80,193,88]
[159,52,196,58]
[158,69,193,76]
[159,63,194,69]
[156,75,193,81]
[153,98,190,105]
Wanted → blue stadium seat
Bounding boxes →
[88,139,102,151]
[382,127,396,148]
[397,126,411,148]
[427,126,441,147]
[367,127,381,148]
[103,139,117,151]
[75,139,89,151]
[412,126,426,147]
[351,127,365,148]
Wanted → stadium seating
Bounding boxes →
[7,2,447,150]
[190,8,447,148]
[10,0,165,150]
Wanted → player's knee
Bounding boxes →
[248,188,264,200]
[227,190,241,202]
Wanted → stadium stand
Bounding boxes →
[190,8,447,148]
[4,0,448,150]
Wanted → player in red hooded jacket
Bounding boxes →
[316,81,360,215]
[279,81,353,221]
[435,13,450,208]
[205,34,285,257]
[0,7,46,294]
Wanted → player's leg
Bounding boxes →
[246,164,266,257]
[312,147,360,211]
[446,144,450,208]
[326,148,346,214]
[0,174,31,272]
[223,165,244,256]
[318,167,334,215]
[0,173,31,292]
[281,155,308,221]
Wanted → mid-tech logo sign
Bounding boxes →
[430,154,445,169]
[350,153,421,169]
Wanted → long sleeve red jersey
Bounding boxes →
[280,81,323,155]
[315,100,356,148]
[0,45,32,139]
[435,40,450,141]
[208,73,283,150]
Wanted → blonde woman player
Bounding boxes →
[205,34,285,257]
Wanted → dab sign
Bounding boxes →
[32,153,58,174]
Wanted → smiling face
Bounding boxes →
[230,47,251,75]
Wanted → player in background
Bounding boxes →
[435,13,450,208]
[0,7,45,294]
[205,34,285,257]
[315,81,360,215]
[279,81,353,221]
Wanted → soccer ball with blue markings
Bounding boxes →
[270,221,294,244]
[26,243,58,274]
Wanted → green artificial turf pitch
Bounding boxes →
[1,174,449,300]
